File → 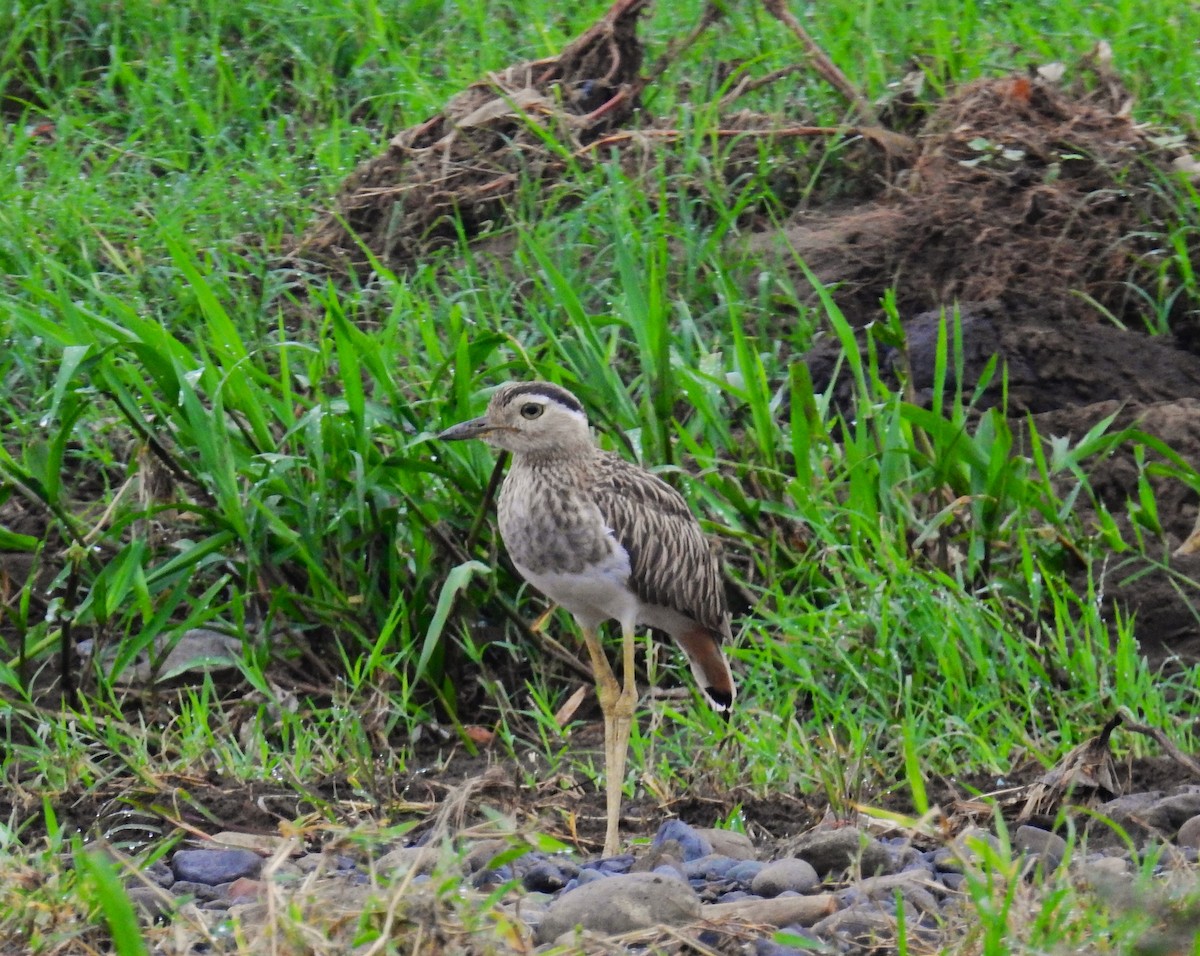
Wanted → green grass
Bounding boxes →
[2,0,1200,953]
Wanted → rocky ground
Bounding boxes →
[116,778,1200,953]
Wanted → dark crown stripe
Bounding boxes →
[499,382,584,414]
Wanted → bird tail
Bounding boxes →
[673,627,736,711]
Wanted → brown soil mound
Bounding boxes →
[292,0,651,271]
[757,72,1195,337]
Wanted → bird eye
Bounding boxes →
[520,403,543,419]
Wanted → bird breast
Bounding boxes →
[497,461,637,626]
[497,463,614,576]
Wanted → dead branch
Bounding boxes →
[760,0,880,124]
[1118,708,1200,779]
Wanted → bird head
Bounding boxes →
[438,382,593,456]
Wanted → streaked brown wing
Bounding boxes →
[590,452,729,639]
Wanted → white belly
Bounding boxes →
[515,547,639,631]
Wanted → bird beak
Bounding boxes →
[438,416,491,442]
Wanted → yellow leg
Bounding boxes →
[579,625,636,858]
[607,623,638,850]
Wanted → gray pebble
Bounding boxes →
[1083,855,1131,877]
[1015,825,1068,871]
[172,849,262,886]
[857,872,942,915]
[1177,814,1200,849]
[932,847,963,873]
[1092,792,1165,843]
[708,893,837,928]
[460,839,507,874]
[888,845,923,869]
[168,879,221,902]
[375,845,436,878]
[293,853,324,874]
[599,854,634,873]
[535,872,700,943]
[814,900,926,944]
[755,938,810,956]
[934,827,1001,874]
[696,828,757,861]
[902,857,936,879]
[1147,788,1200,829]
[727,860,766,886]
[751,858,820,897]
[125,886,175,922]
[683,854,738,880]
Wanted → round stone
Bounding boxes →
[751,858,820,897]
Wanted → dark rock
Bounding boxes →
[784,827,893,877]
[940,873,966,892]
[141,860,175,889]
[576,868,607,886]
[172,849,262,886]
[470,864,513,888]
[1085,788,1200,846]
[652,820,713,862]
[535,872,701,943]
[901,857,936,879]
[523,861,574,893]
[932,847,963,873]
[591,854,633,874]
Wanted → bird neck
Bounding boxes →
[511,439,597,468]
